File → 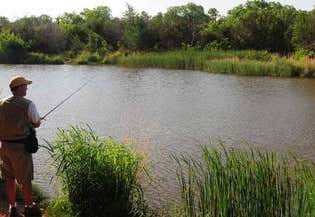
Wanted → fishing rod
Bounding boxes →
[41,81,89,120]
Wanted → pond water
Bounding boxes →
[0,65,315,206]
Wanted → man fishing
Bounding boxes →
[0,76,41,217]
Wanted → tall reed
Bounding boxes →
[204,58,293,77]
[116,50,273,72]
[173,144,315,217]
[44,126,147,217]
[112,49,315,77]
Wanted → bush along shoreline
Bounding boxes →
[42,126,315,217]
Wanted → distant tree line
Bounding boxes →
[0,0,314,63]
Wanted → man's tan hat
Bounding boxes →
[9,76,32,89]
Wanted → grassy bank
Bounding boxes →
[7,49,315,78]
[44,126,315,217]
[109,49,315,77]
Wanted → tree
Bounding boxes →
[292,10,315,51]
[80,6,111,35]
[153,3,208,49]
[0,17,10,32]
[150,12,164,49]
[12,15,65,53]
[208,8,219,21]
[0,31,27,63]
[122,5,155,50]
[81,6,123,50]
[57,13,88,53]
[35,22,66,53]
[200,19,232,49]
[201,0,299,52]
[228,0,297,51]
[102,17,123,50]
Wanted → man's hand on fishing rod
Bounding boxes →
[32,120,41,128]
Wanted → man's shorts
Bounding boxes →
[0,142,34,184]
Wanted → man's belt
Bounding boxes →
[1,138,26,143]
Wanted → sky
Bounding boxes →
[0,0,314,20]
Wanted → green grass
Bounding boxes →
[43,126,148,217]
[110,49,315,77]
[173,144,315,217]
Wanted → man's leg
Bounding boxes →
[6,178,21,217]
[6,178,16,207]
[21,181,33,206]
[22,181,41,216]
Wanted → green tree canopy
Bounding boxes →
[157,3,208,48]
[56,12,88,52]
[0,17,10,32]
[12,15,65,53]
[81,6,122,49]
[80,6,111,34]
[292,10,315,51]
[0,31,27,63]
[122,5,156,50]
[0,1,314,56]
[202,0,299,52]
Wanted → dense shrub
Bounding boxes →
[0,31,27,63]
[45,126,147,217]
